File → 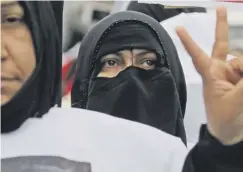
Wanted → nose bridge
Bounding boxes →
[121,50,133,70]
[132,55,138,68]
[1,30,9,59]
[123,50,140,69]
[131,49,136,67]
[131,49,141,68]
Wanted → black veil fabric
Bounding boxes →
[1,1,63,133]
[71,11,187,143]
[126,2,206,116]
[51,0,64,106]
[127,1,206,23]
[51,1,63,40]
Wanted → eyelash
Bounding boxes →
[141,58,157,65]
[2,16,23,25]
[101,58,120,67]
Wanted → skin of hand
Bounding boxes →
[176,6,243,145]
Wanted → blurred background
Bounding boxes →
[62,1,243,52]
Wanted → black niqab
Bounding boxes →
[127,1,206,22]
[72,11,187,144]
[1,1,63,133]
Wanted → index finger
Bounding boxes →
[176,26,211,80]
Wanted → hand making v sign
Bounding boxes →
[176,6,243,145]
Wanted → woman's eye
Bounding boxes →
[103,60,118,67]
[143,60,156,66]
[2,16,23,25]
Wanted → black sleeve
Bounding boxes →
[183,125,243,172]
[127,1,206,23]
[127,1,164,22]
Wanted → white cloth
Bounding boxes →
[2,107,188,172]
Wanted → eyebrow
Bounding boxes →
[1,2,18,8]
[136,51,156,58]
[105,51,155,59]
[136,51,150,56]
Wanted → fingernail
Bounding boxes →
[175,26,184,32]
[217,6,227,17]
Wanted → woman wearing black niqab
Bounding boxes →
[1,1,63,133]
[71,11,187,144]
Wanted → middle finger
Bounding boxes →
[212,6,229,61]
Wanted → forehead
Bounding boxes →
[1,1,24,17]
[1,0,17,6]
[1,1,21,10]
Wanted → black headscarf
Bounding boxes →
[1,1,63,133]
[71,11,187,144]
[127,1,206,22]
[51,1,63,42]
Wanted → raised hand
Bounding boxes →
[176,6,243,145]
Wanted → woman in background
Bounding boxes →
[71,11,191,144]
